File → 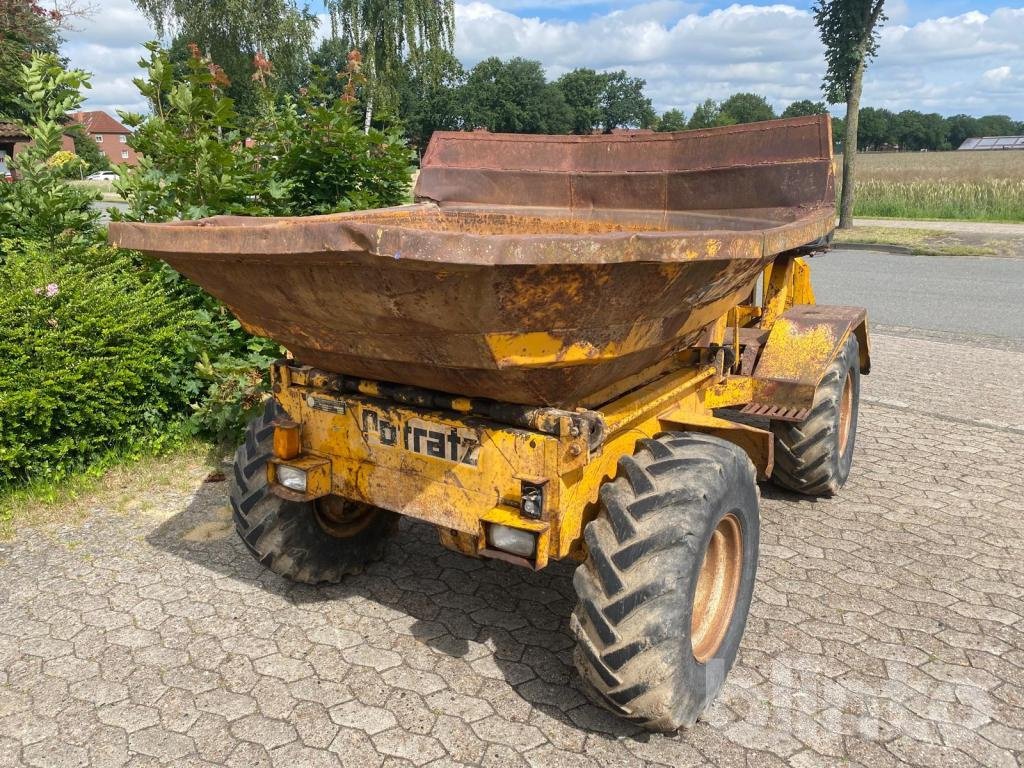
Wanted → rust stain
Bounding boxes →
[108,116,837,407]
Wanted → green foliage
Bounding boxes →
[851,178,1024,222]
[813,0,887,104]
[838,107,1020,152]
[0,53,99,247]
[655,109,686,132]
[0,0,62,121]
[396,50,465,152]
[720,92,776,124]
[893,110,949,151]
[47,149,86,178]
[256,84,415,215]
[66,123,111,173]
[782,99,828,118]
[599,71,655,131]
[945,114,981,150]
[0,240,199,488]
[117,43,415,221]
[115,42,285,221]
[688,99,733,130]
[131,0,317,117]
[552,68,655,134]
[555,68,606,135]
[977,114,1020,136]
[461,57,571,134]
[325,0,455,123]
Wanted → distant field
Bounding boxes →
[840,151,1024,222]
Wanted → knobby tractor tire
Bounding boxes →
[770,333,860,497]
[571,432,760,732]
[229,400,397,585]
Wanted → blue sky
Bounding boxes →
[64,2,1024,120]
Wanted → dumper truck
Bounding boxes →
[109,114,869,732]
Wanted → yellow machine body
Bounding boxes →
[268,254,869,570]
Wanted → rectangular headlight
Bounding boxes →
[487,524,536,558]
[275,465,307,492]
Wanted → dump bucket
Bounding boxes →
[109,115,836,407]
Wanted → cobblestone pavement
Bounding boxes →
[2,330,1023,768]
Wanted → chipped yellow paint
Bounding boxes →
[262,251,867,571]
[756,318,837,381]
[272,359,768,567]
[791,257,815,305]
[703,376,755,410]
[485,320,664,368]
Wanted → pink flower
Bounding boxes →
[45,283,59,297]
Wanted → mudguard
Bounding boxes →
[747,304,870,419]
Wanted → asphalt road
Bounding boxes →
[810,248,1024,340]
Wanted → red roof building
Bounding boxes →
[71,110,139,166]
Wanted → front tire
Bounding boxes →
[771,333,860,496]
[229,400,397,584]
[571,432,760,731]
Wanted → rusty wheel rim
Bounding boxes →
[313,496,377,539]
[838,372,853,459]
[691,513,743,664]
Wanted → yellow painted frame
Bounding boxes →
[265,250,865,570]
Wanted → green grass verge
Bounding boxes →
[831,226,1006,258]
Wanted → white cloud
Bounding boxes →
[61,0,155,116]
[453,3,1024,118]
[60,1,1024,120]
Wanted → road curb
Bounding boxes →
[833,242,917,254]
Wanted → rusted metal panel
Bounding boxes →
[750,304,869,413]
[109,116,837,407]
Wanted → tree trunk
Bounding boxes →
[838,57,866,229]
[364,95,374,134]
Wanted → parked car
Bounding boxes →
[86,170,119,181]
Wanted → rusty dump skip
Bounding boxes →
[108,116,836,407]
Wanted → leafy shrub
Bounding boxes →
[0,241,201,487]
[0,54,99,247]
[48,149,87,178]
[113,44,414,441]
[114,42,287,221]
[255,83,414,215]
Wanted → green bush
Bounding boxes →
[0,241,200,487]
[256,85,414,215]
[112,44,414,442]
[0,54,99,248]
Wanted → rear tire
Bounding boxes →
[571,432,760,732]
[229,400,397,584]
[770,333,860,497]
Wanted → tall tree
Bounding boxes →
[856,106,894,150]
[599,70,655,132]
[782,99,828,118]
[554,68,606,134]
[656,108,686,132]
[687,98,732,130]
[0,0,63,120]
[814,0,886,229]
[720,92,776,124]
[460,57,571,135]
[324,0,454,131]
[396,49,465,152]
[945,114,981,149]
[131,0,316,117]
[976,114,1017,136]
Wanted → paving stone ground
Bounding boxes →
[2,330,1023,767]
